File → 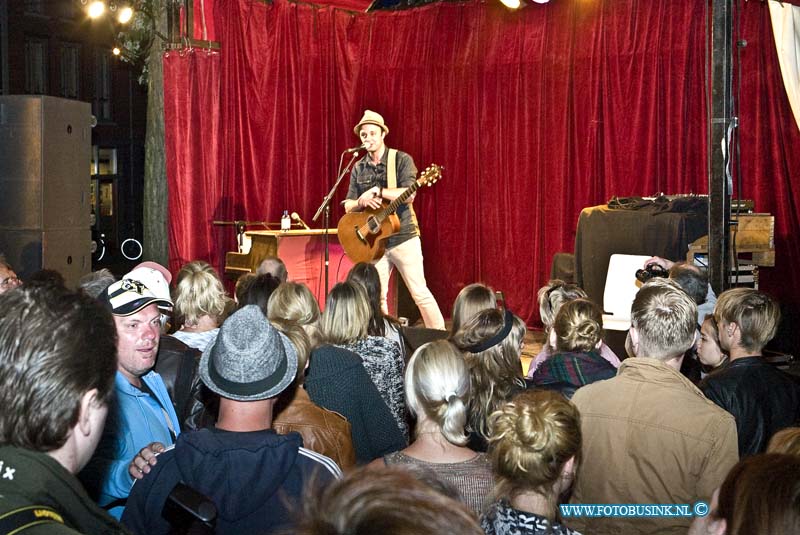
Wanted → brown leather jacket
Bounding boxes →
[273,386,356,470]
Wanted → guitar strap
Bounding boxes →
[386,149,398,188]
[386,149,417,223]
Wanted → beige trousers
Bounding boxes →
[374,236,445,330]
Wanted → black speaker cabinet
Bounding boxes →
[0,96,91,287]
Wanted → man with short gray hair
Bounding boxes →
[568,283,738,535]
[256,255,288,282]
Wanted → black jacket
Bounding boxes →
[700,357,800,456]
[155,335,206,431]
[121,429,340,535]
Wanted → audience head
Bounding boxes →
[321,281,370,345]
[234,272,257,304]
[767,427,800,456]
[697,314,727,369]
[238,273,281,316]
[293,466,484,535]
[450,283,496,335]
[78,268,117,298]
[714,288,780,355]
[199,305,298,402]
[509,313,527,355]
[0,284,117,472]
[630,282,697,361]
[27,269,66,288]
[488,390,581,504]
[701,454,800,535]
[271,320,311,382]
[126,261,174,331]
[0,256,22,294]
[405,340,470,445]
[256,255,288,282]
[346,262,385,336]
[267,282,322,348]
[101,279,173,386]
[452,308,524,440]
[174,260,232,328]
[668,262,708,305]
[125,261,173,305]
[538,280,588,337]
[550,298,602,353]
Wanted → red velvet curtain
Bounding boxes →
[163,48,224,274]
[164,0,800,333]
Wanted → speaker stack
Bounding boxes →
[0,96,91,288]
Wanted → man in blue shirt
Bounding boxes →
[80,279,180,519]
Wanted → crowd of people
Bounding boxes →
[0,252,799,535]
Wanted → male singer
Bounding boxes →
[343,110,444,330]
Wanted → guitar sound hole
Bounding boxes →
[367,216,381,234]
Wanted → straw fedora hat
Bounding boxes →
[353,110,389,136]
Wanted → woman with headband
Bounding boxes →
[369,340,494,514]
[452,308,526,452]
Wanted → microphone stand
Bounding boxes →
[313,149,361,298]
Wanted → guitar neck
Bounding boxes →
[377,180,421,219]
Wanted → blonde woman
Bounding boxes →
[322,281,408,439]
[172,261,233,351]
[482,390,583,535]
[368,340,494,514]
[451,308,526,452]
[268,282,406,463]
[529,299,617,399]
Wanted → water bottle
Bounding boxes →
[281,210,291,232]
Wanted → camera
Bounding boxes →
[635,264,669,283]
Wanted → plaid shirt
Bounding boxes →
[531,350,617,395]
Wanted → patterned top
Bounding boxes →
[172,328,219,352]
[481,500,583,535]
[384,451,494,514]
[530,350,617,398]
[338,336,407,439]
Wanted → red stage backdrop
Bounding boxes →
[164,0,800,338]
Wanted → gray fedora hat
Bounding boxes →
[199,305,298,402]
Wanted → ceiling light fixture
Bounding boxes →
[88,1,105,18]
[118,6,134,24]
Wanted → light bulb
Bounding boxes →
[88,1,105,18]
[118,6,133,24]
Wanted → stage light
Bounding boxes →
[88,1,105,18]
[500,0,522,8]
[112,47,121,56]
[118,6,133,23]
[531,0,550,3]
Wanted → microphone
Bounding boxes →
[291,212,311,230]
[345,143,367,153]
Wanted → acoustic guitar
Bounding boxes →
[338,164,442,264]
